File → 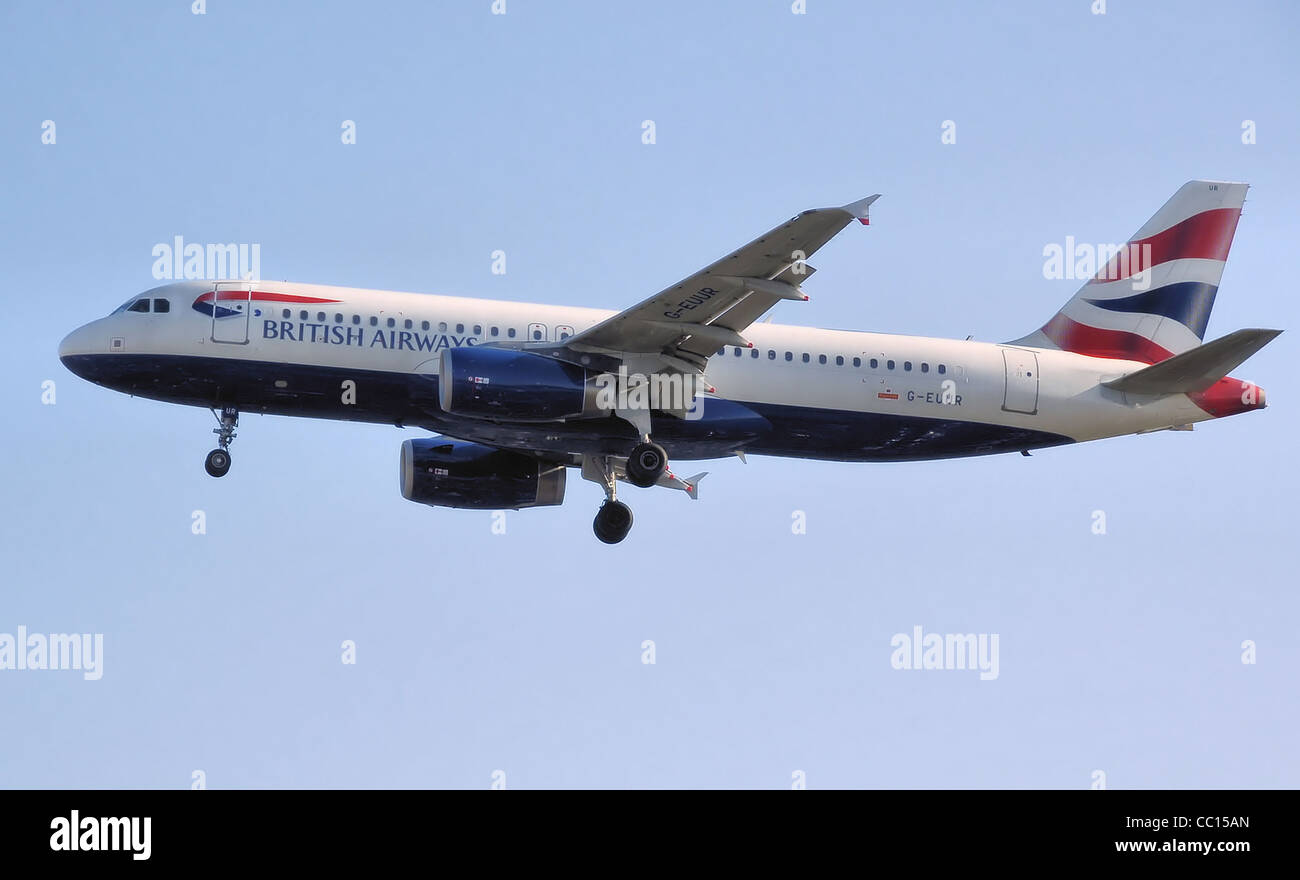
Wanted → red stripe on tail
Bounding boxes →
[1089,207,1241,285]
[1040,314,1175,363]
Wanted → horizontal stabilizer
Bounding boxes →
[1104,328,1281,394]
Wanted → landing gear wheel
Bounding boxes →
[593,500,634,544]
[625,442,667,488]
[207,406,239,478]
[205,448,231,478]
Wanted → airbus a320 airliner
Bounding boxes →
[60,181,1278,543]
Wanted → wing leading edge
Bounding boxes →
[563,194,880,365]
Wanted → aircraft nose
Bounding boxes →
[58,322,109,380]
[58,324,93,361]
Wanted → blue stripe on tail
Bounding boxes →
[1083,281,1218,339]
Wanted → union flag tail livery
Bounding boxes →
[59,181,1280,543]
[1011,180,1246,363]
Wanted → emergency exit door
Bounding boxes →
[1001,348,1039,415]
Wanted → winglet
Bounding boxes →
[842,194,881,226]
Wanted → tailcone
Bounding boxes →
[1189,376,1266,417]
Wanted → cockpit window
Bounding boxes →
[153,298,170,313]
[127,298,150,313]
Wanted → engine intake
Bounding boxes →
[399,438,566,509]
[439,346,602,421]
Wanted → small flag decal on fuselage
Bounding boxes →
[878,392,898,400]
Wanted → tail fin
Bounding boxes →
[1009,180,1247,363]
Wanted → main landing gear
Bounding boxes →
[624,441,667,488]
[588,437,672,544]
[589,455,634,544]
[594,499,634,545]
[205,406,238,478]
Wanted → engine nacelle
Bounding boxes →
[438,346,601,421]
[399,438,566,509]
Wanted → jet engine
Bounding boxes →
[438,346,604,421]
[399,438,566,509]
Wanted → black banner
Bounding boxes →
[0,790,1282,865]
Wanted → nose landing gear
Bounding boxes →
[204,448,231,478]
[205,407,238,478]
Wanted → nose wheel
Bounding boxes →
[205,406,238,478]
[204,448,231,478]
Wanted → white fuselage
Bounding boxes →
[58,280,1232,462]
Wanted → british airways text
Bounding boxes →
[262,320,477,352]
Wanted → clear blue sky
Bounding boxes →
[1,0,1296,788]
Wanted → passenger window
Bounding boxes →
[870,358,879,369]
[887,360,895,370]
[819,355,827,365]
[369,317,378,326]
[317,312,326,322]
[456,323,465,334]
[784,352,793,361]
[853,357,861,367]
[387,318,396,328]
[490,326,499,337]
[421,321,430,331]
[938,364,946,374]
[300,310,308,320]
[734,348,742,357]
[921,363,929,373]
[439,322,448,332]
[904,361,912,371]
[801,353,810,363]
[508,328,517,338]
[404,319,413,329]
[127,299,149,313]
[751,349,759,358]
[352,315,361,325]
[532,328,543,340]
[835,355,843,366]
[768,350,776,360]
[334,313,343,323]
[153,299,170,313]
[283,309,291,319]
[473,324,482,335]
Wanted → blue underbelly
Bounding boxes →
[59,353,1074,462]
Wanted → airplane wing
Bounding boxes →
[561,194,879,367]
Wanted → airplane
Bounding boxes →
[59,180,1279,543]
